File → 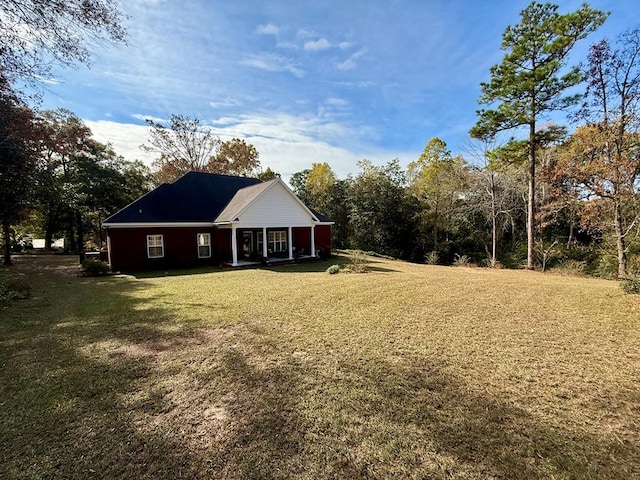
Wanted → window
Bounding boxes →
[268,230,287,252]
[197,233,211,258]
[147,234,164,258]
[257,232,263,254]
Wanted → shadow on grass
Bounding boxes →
[129,255,354,278]
[318,356,639,479]
[127,253,401,278]
[1,257,636,479]
[0,256,224,479]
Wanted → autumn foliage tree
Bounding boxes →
[209,137,260,177]
[547,29,640,277]
[142,115,260,184]
[552,126,639,276]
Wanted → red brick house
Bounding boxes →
[103,172,333,271]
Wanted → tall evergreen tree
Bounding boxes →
[470,2,607,269]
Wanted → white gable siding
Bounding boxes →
[236,182,314,228]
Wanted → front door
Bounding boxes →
[242,231,253,258]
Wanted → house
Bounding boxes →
[102,171,333,271]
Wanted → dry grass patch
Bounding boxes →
[1,254,639,479]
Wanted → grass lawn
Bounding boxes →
[1,254,639,479]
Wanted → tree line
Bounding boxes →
[0,102,282,266]
[0,103,153,265]
[2,1,639,279]
[292,4,640,279]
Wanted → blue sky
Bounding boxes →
[36,0,640,182]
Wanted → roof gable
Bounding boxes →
[214,180,275,223]
[216,179,320,228]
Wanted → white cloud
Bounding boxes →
[81,114,411,184]
[209,96,245,108]
[324,97,349,107]
[84,120,157,165]
[240,53,304,77]
[304,37,332,51]
[256,23,280,36]
[336,48,366,71]
[130,113,166,124]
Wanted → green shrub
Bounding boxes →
[0,274,30,305]
[82,258,110,276]
[326,264,340,275]
[621,277,640,295]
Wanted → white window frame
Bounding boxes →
[268,230,287,252]
[197,233,211,258]
[147,234,164,258]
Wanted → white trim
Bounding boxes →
[261,228,267,258]
[267,230,287,253]
[311,225,316,257]
[104,220,333,228]
[197,233,211,258]
[104,222,213,228]
[287,227,293,260]
[231,225,238,266]
[146,234,164,258]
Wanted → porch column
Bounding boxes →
[288,226,293,260]
[231,225,238,266]
[262,227,268,258]
[310,225,316,257]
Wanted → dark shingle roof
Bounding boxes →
[104,171,263,224]
[310,208,332,223]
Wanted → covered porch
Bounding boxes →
[221,225,317,267]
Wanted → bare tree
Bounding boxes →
[142,114,221,184]
[0,0,126,85]
[142,114,260,184]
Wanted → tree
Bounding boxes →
[551,125,640,277]
[0,88,36,265]
[303,162,353,248]
[289,169,311,204]
[470,2,607,270]
[305,162,337,214]
[209,138,260,176]
[0,0,126,85]
[256,167,280,181]
[464,140,524,267]
[407,138,469,257]
[33,109,93,250]
[565,29,640,276]
[72,141,151,255]
[349,159,418,259]
[142,115,260,183]
[143,115,221,184]
[325,179,352,249]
